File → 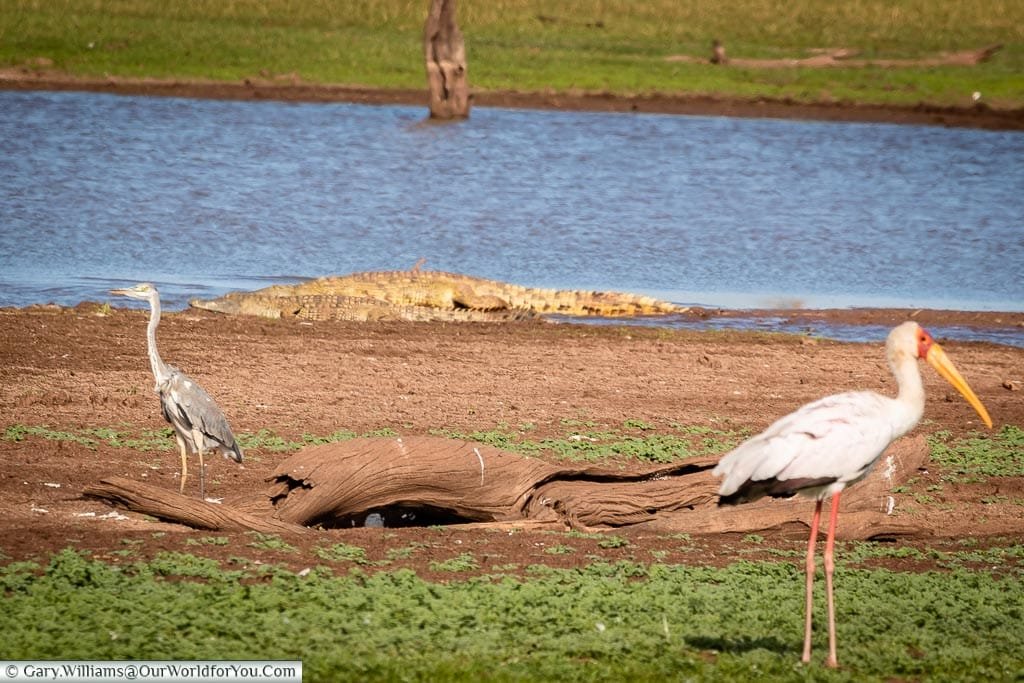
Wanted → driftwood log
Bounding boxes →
[424,0,469,119]
[85,435,930,540]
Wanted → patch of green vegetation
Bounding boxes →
[560,530,597,540]
[2,549,1023,679]
[141,551,244,581]
[0,561,42,593]
[560,418,599,429]
[835,541,1024,574]
[314,543,370,565]
[384,544,423,562]
[185,536,230,547]
[237,427,395,452]
[934,545,1024,570]
[3,423,397,454]
[234,429,299,452]
[544,544,576,555]
[245,532,297,554]
[597,536,629,550]
[929,425,1024,480]
[2,424,173,450]
[841,542,928,565]
[429,553,479,573]
[433,421,745,464]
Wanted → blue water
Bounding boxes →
[1,90,1022,344]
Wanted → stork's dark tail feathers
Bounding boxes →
[717,476,837,506]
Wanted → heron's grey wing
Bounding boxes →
[162,371,242,460]
[713,391,896,500]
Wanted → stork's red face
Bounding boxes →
[916,327,935,359]
[918,325,993,429]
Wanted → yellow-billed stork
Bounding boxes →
[713,321,992,668]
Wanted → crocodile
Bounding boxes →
[191,293,536,323]
[190,269,687,321]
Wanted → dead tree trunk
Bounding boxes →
[424,0,470,119]
[85,435,931,540]
[83,476,309,535]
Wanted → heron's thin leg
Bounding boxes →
[199,450,206,500]
[175,435,188,494]
[802,499,823,664]
[824,492,842,669]
[192,429,206,500]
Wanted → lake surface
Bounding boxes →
[1,90,1022,345]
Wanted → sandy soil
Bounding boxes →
[1,305,1021,578]
[3,68,1024,131]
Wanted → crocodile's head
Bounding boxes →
[189,294,283,319]
[190,295,235,314]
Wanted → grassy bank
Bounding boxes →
[2,549,1023,681]
[1,0,1023,108]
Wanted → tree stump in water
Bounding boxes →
[424,0,470,119]
[85,435,930,540]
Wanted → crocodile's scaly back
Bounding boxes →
[190,293,535,323]
[190,270,686,321]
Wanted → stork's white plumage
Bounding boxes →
[713,321,992,668]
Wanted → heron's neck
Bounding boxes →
[890,354,926,437]
[146,294,171,384]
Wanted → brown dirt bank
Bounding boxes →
[3,68,1023,131]
[1,306,1021,577]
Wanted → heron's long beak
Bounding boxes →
[926,343,993,428]
[110,288,130,296]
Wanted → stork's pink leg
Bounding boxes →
[824,492,842,668]
[802,499,824,663]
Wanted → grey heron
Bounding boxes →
[713,321,991,668]
[111,283,243,499]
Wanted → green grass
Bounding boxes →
[431,420,748,463]
[544,544,576,555]
[1,0,1022,108]
[928,425,1024,481]
[1,549,1022,681]
[1,423,396,453]
[185,536,231,547]
[429,552,480,573]
[838,540,1024,572]
[246,532,298,554]
[314,543,371,565]
[2,423,175,451]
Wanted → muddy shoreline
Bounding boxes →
[3,69,1024,131]
[14,302,1024,344]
